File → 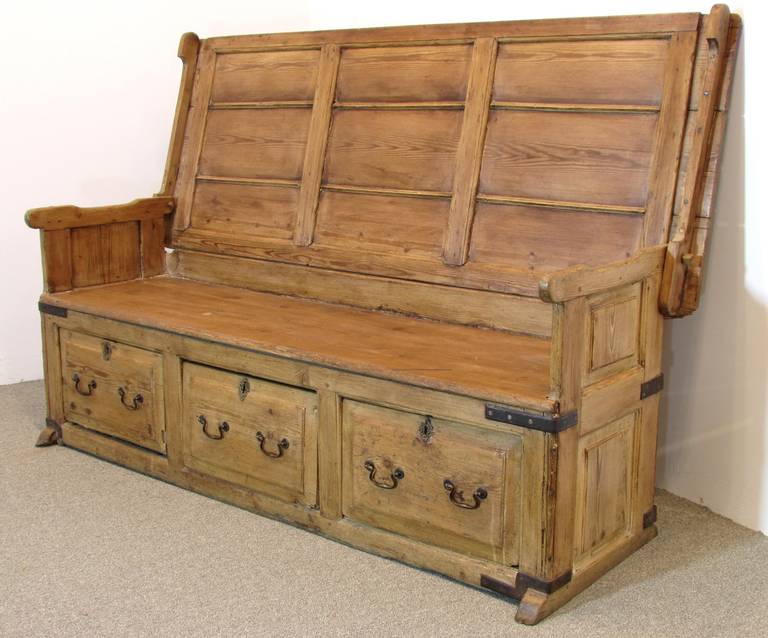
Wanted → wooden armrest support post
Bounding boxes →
[26,197,175,293]
[538,246,665,303]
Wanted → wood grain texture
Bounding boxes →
[173,249,553,337]
[295,44,340,246]
[60,328,166,453]
[159,33,200,197]
[29,10,742,627]
[205,14,699,50]
[41,229,72,292]
[140,218,166,277]
[198,109,311,180]
[480,110,657,209]
[641,31,698,247]
[314,190,448,259]
[342,399,521,563]
[190,181,297,241]
[660,4,732,317]
[494,38,668,106]
[211,49,320,103]
[26,197,175,231]
[70,222,140,287]
[470,203,643,274]
[574,414,635,561]
[336,44,471,102]
[324,109,462,192]
[539,246,664,303]
[182,362,318,505]
[41,277,554,410]
[442,38,497,266]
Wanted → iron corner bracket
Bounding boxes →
[643,504,658,529]
[485,404,578,433]
[480,570,572,602]
[38,302,68,318]
[640,374,664,400]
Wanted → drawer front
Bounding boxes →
[342,400,521,564]
[60,329,165,453]
[181,363,318,505]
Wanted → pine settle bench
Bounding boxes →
[26,6,740,625]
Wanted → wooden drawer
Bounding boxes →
[181,362,318,505]
[60,329,165,453]
[342,400,522,564]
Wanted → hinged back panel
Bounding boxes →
[170,11,731,297]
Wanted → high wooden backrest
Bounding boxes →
[167,8,738,304]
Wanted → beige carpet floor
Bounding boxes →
[2,380,767,637]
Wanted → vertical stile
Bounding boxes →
[641,31,699,247]
[41,229,73,292]
[294,44,341,247]
[442,38,497,266]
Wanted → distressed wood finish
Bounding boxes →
[26,7,739,626]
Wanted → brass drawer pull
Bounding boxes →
[117,387,144,410]
[72,373,97,396]
[443,480,488,510]
[198,414,229,440]
[256,431,289,458]
[364,460,404,489]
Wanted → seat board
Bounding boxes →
[41,277,553,411]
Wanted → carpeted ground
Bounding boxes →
[1,380,767,637]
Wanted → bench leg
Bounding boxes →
[35,418,62,447]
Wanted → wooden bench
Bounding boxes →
[26,5,740,624]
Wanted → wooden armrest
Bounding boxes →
[25,197,175,230]
[538,246,665,303]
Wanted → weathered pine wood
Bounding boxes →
[660,4,731,316]
[27,7,739,626]
[26,197,174,230]
[171,249,553,336]
[442,38,497,265]
[294,45,340,246]
[158,33,200,197]
[40,277,554,410]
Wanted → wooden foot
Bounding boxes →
[35,419,62,447]
[514,525,658,625]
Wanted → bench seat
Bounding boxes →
[41,276,553,411]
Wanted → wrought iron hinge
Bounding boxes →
[485,404,578,433]
[640,374,664,400]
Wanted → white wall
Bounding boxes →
[1,1,765,532]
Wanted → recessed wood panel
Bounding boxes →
[314,190,448,258]
[190,181,297,241]
[324,109,462,192]
[198,109,311,180]
[576,414,635,558]
[493,39,668,106]
[480,111,657,208]
[71,222,140,288]
[211,49,320,103]
[590,297,639,371]
[336,45,471,102]
[470,203,642,272]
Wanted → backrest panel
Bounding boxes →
[172,12,706,296]
[336,45,471,103]
[211,49,320,103]
[479,110,657,209]
[493,39,668,106]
